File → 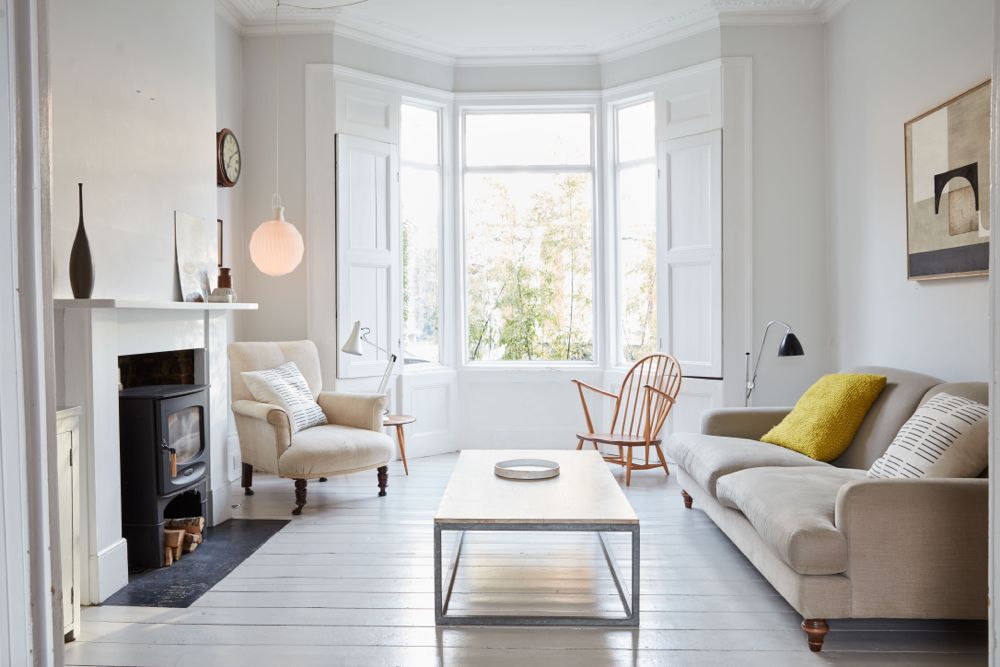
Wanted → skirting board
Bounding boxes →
[91,538,129,604]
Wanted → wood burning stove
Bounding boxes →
[119,384,209,568]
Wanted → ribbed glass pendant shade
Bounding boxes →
[249,206,304,276]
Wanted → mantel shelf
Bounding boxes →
[54,298,259,311]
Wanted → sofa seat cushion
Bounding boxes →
[665,432,828,498]
[717,466,866,575]
[278,424,392,478]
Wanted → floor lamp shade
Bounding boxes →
[249,206,304,276]
[778,332,804,357]
[342,321,364,356]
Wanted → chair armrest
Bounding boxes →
[316,391,388,432]
[835,477,988,617]
[699,407,792,439]
[231,399,291,465]
[571,379,618,399]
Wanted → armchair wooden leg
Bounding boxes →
[318,477,328,482]
[801,618,829,652]
[625,447,634,486]
[292,479,307,515]
[241,463,254,496]
[377,465,388,497]
[681,490,693,509]
[655,444,670,476]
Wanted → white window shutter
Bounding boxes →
[657,129,722,378]
[336,134,401,379]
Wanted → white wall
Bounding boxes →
[50,0,216,302]
[602,29,721,89]
[722,24,833,405]
[238,33,333,343]
[828,0,992,382]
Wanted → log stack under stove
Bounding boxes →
[162,516,205,566]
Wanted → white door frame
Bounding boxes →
[3,0,60,663]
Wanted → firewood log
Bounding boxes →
[163,546,173,567]
[164,517,205,536]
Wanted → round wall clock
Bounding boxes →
[216,128,241,187]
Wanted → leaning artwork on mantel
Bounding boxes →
[905,80,991,280]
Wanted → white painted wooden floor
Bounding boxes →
[66,452,987,666]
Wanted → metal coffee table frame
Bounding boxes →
[433,521,639,627]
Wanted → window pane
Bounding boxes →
[401,104,439,165]
[464,172,593,362]
[617,101,655,163]
[401,166,441,364]
[465,113,591,167]
[619,163,657,362]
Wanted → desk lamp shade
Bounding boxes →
[342,320,364,356]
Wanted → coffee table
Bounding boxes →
[433,449,639,626]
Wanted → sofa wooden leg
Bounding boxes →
[241,463,254,496]
[801,618,829,652]
[681,490,693,509]
[292,479,307,515]
[377,465,388,497]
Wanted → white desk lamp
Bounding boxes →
[341,320,397,395]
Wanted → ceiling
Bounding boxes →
[218,0,846,64]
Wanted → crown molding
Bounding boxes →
[227,0,850,70]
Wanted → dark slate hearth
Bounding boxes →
[103,519,287,608]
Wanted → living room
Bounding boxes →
[2,0,998,665]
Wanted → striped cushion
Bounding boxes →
[867,393,988,479]
[241,361,327,433]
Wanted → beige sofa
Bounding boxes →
[664,367,988,652]
[228,340,393,514]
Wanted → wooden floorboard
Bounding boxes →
[66,451,988,666]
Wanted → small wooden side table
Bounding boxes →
[383,414,415,475]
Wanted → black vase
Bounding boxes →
[69,182,94,298]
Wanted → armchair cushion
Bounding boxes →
[278,424,393,478]
[241,361,327,433]
[665,432,827,498]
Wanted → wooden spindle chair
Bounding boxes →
[571,353,682,486]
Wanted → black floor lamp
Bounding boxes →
[745,320,804,406]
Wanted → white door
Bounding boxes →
[336,134,401,379]
[657,129,723,379]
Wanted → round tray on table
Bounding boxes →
[494,458,560,480]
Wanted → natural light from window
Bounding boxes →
[615,99,657,363]
[463,110,595,363]
[400,103,442,365]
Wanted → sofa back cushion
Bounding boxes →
[832,366,942,470]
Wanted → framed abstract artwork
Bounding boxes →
[905,80,991,280]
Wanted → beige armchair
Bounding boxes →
[228,340,393,515]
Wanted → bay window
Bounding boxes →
[400,102,443,365]
[613,99,657,364]
[462,110,596,363]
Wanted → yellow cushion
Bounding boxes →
[761,373,887,461]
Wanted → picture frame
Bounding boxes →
[175,211,213,302]
[904,80,991,280]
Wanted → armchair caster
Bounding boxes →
[241,462,254,496]
[377,465,388,497]
[801,618,828,652]
[292,479,307,515]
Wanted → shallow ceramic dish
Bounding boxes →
[494,458,560,480]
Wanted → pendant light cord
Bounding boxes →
[273,1,281,211]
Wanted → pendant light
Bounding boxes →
[249,1,304,277]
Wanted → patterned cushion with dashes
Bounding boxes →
[241,361,328,434]
[867,392,989,479]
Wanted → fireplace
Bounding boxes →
[119,384,209,568]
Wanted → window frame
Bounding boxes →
[399,97,449,372]
[458,103,602,368]
[608,93,657,369]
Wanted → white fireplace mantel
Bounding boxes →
[54,298,257,603]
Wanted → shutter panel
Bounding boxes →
[658,129,722,378]
[336,134,400,379]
